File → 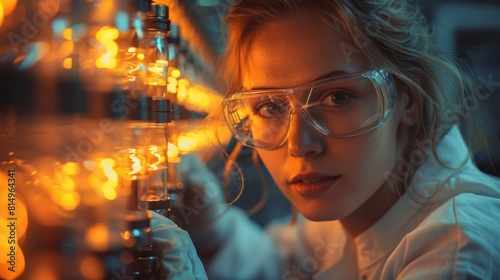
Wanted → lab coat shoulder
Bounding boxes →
[382,170,500,280]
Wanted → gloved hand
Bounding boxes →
[170,153,225,233]
[169,153,229,258]
[149,210,208,280]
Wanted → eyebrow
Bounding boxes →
[246,69,349,91]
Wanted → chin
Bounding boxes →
[298,206,344,222]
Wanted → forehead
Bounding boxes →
[242,12,372,90]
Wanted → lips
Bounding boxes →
[289,174,339,197]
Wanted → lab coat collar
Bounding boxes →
[354,125,472,270]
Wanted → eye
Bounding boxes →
[255,102,287,118]
[320,91,352,108]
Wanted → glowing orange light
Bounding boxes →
[0,187,27,265]
[137,53,145,60]
[95,27,119,69]
[100,158,118,200]
[14,199,28,240]
[128,149,143,176]
[85,223,109,252]
[177,79,190,101]
[60,192,80,210]
[171,69,181,78]
[63,58,72,69]
[0,236,25,279]
[102,186,117,200]
[62,28,72,40]
[122,230,131,240]
[178,134,198,153]
[100,158,117,181]
[155,59,168,66]
[60,176,75,192]
[167,142,179,159]
[1,0,17,16]
[59,41,74,59]
[62,162,80,176]
[95,26,119,41]
[167,76,178,94]
[0,3,4,29]
[148,146,163,171]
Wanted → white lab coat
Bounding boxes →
[197,126,500,280]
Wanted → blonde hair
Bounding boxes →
[212,0,481,200]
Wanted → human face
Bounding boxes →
[242,13,409,227]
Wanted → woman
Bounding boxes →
[152,0,500,279]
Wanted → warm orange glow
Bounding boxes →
[63,58,72,69]
[177,80,189,102]
[148,63,167,85]
[178,78,190,88]
[122,230,131,240]
[100,158,118,200]
[60,192,80,210]
[85,223,110,252]
[0,3,4,29]
[167,142,179,159]
[62,162,80,176]
[171,69,181,78]
[80,255,105,280]
[59,41,74,58]
[137,53,145,60]
[127,148,143,176]
[95,51,118,69]
[95,27,119,69]
[0,237,25,279]
[148,146,164,171]
[0,181,26,277]
[95,26,119,41]
[100,158,117,182]
[179,85,223,113]
[62,28,72,40]
[178,134,198,153]
[167,76,178,94]
[60,176,75,192]
[1,0,17,16]
[14,199,28,240]
[121,230,136,247]
[173,127,220,154]
[155,59,168,66]
[102,187,117,200]
[167,84,178,94]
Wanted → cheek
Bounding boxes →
[256,150,287,187]
[339,124,400,185]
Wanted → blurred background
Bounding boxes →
[0,0,498,279]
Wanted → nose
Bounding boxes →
[286,111,324,158]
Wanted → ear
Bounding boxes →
[399,91,419,127]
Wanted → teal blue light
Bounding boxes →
[115,12,129,32]
[196,0,219,7]
[52,18,67,38]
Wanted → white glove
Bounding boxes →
[149,210,208,280]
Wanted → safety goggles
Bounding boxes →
[222,68,396,150]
